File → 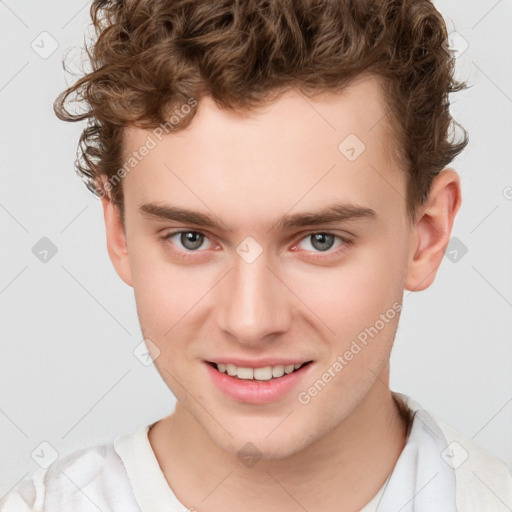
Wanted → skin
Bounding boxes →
[100,73,461,512]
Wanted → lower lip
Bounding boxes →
[204,361,314,404]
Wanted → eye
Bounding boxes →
[161,229,352,260]
[163,230,213,252]
[296,232,348,254]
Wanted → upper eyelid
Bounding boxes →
[164,228,350,238]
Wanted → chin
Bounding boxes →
[210,422,319,463]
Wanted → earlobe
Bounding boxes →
[100,192,133,288]
[405,169,462,292]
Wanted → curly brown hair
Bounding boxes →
[54,0,469,226]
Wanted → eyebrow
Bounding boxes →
[139,201,377,233]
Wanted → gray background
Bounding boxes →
[1,0,511,496]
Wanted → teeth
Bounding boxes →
[253,367,272,380]
[272,365,285,378]
[215,362,307,380]
[284,364,295,374]
[237,367,253,379]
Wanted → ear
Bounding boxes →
[98,178,133,288]
[405,168,462,292]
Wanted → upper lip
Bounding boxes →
[206,358,313,368]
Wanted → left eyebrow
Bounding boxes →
[139,201,377,233]
[273,202,377,232]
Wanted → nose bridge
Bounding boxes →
[218,248,289,344]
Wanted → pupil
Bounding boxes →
[182,232,203,250]
[312,233,334,251]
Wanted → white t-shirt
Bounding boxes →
[1,392,511,512]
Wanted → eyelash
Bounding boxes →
[161,229,353,261]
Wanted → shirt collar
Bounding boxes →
[114,392,457,512]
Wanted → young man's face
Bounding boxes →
[103,75,419,458]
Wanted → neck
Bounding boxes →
[149,364,409,512]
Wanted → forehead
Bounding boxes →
[121,74,406,228]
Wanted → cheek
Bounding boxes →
[299,307,400,416]
[128,244,219,357]
[290,237,406,339]
[128,245,185,334]
[128,253,211,394]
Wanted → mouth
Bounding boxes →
[206,360,314,381]
[204,359,315,404]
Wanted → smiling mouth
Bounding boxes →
[206,360,314,381]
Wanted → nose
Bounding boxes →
[217,250,291,346]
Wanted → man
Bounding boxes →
[2,0,511,511]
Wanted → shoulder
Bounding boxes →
[0,466,47,512]
[395,392,512,511]
[435,416,512,510]
[0,441,140,512]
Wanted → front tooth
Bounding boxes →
[236,367,254,379]
[284,364,295,374]
[221,363,304,379]
[272,365,285,378]
[254,366,273,380]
